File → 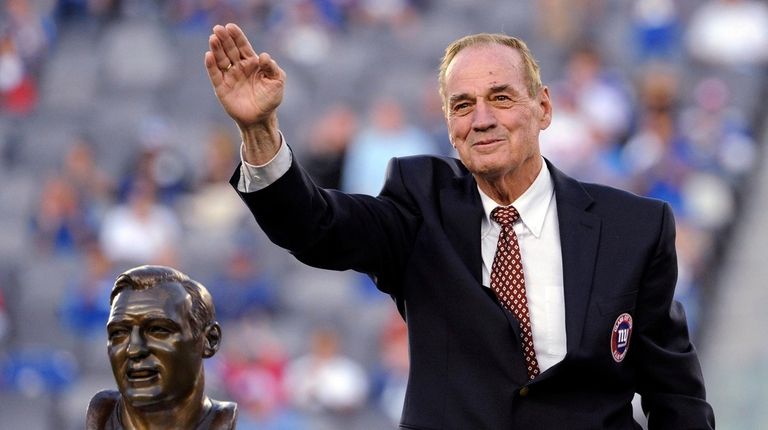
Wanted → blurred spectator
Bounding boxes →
[557,44,633,146]
[341,97,437,195]
[58,243,113,337]
[300,103,358,189]
[0,32,38,116]
[541,83,630,188]
[178,126,248,235]
[534,0,580,49]
[540,82,600,177]
[5,0,54,76]
[680,77,757,184]
[30,174,97,254]
[28,137,113,256]
[635,63,679,115]
[217,316,306,429]
[206,247,280,322]
[283,327,369,414]
[199,125,239,184]
[534,0,607,49]
[681,171,735,234]
[631,0,681,61]
[686,0,768,67]
[672,222,713,338]
[621,65,683,192]
[543,44,633,179]
[416,79,451,156]
[99,177,181,266]
[371,309,409,425]
[621,104,688,209]
[62,134,116,217]
[269,1,333,66]
[356,0,421,32]
[117,116,191,205]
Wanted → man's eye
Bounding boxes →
[108,328,129,340]
[147,326,172,336]
[493,95,511,102]
[452,103,471,114]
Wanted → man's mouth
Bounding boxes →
[473,138,503,146]
[127,368,160,382]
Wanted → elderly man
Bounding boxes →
[204,23,714,429]
[86,265,237,429]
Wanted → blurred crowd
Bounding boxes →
[0,0,766,428]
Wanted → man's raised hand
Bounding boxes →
[205,23,285,163]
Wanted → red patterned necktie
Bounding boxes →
[490,206,540,380]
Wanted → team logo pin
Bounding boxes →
[610,313,632,362]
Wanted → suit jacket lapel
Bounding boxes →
[547,160,602,353]
[439,168,529,367]
[439,170,484,285]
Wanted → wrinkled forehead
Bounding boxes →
[109,282,192,323]
[444,44,527,94]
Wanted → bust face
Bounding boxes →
[107,282,203,409]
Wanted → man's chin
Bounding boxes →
[468,162,506,180]
[121,387,167,410]
[461,152,505,174]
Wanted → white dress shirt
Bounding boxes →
[238,140,567,371]
[478,162,566,372]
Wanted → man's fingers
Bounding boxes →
[226,23,257,58]
[205,24,283,96]
[204,51,224,88]
[213,24,242,68]
[258,53,281,79]
[209,23,260,78]
[208,34,231,71]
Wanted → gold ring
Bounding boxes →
[225,63,232,71]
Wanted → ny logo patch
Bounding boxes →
[611,313,633,362]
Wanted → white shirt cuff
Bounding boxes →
[237,132,293,193]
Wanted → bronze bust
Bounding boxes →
[86,265,237,429]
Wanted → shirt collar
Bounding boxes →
[478,159,555,238]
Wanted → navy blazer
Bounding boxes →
[231,155,714,429]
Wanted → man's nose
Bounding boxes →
[126,326,148,358]
[472,99,497,131]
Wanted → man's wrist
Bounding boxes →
[238,131,292,192]
[238,116,281,165]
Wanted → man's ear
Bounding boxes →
[538,86,553,130]
[202,322,222,358]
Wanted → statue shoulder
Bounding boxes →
[206,399,238,430]
[86,390,120,430]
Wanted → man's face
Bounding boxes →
[444,43,551,182]
[107,282,203,409]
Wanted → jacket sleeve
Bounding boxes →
[229,156,421,294]
[635,202,715,429]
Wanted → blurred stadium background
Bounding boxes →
[0,0,766,428]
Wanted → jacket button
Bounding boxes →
[519,386,529,397]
